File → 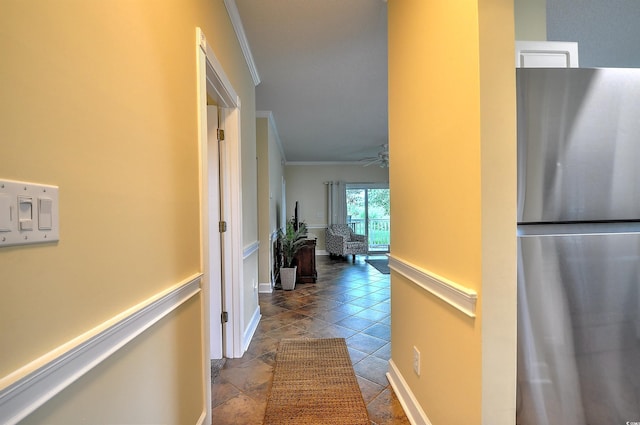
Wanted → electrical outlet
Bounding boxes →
[413,346,421,376]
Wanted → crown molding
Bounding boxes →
[223,0,261,86]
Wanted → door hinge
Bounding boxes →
[219,221,227,233]
[221,311,229,323]
[217,128,225,141]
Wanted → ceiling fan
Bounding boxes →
[360,144,389,168]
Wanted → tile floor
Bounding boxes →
[211,255,410,424]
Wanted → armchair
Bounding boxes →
[325,224,368,263]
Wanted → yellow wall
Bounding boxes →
[257,115,285,287]
[257,118,271,285]
[388,0,516,423]
[1,0,256,422]
[478,0,518,421]
[22,297,204,424]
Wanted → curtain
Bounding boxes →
[325,181,346,225]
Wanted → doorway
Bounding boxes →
[197,26,246,423]
[346,184,390,253]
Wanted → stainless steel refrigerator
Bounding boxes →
[517,68,640,425]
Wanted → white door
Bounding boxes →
[207,105,224,359]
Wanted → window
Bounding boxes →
[346,184,390,253]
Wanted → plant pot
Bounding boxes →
[280,266,297,291]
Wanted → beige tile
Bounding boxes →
[211,382,240,408]
[245,334,279,358]
[211,394,266,425]
[219,357,273,393]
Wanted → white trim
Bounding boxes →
[0,275,202,425]
[243,306,261,352]
[305,224,327,230]
[345,182,390,190]
[223,0,261,86]
[198,28,245,359]
[198,31,239,108]
[316,249,329,256]
[388,255,477,317]
[515,40,579,68]
[304,225,325,244]
[258,282,273,293]
[256,111,286,162]
[196,409,207,425]
[220,105,245,359]
[386,360,432,425]
[243,240,260,259]
[196,28,214,424]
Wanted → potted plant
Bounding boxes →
[278,220,308,290]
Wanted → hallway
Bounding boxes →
[211,255,409,424]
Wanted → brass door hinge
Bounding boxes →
[217,129,225,141]
[219,221,227,233]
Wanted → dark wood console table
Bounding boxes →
[293,238,317,283]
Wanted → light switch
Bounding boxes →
[18,196,33,231]
[38,197,53,230]
[1,179,59,247]
[0,194,11,232]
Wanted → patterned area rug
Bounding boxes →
[263,338,370,425]
[365,258,390,274]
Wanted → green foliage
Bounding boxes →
[346,188,390,219]
[278,221,308,267]
[368,189,390,217]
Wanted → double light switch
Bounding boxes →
[0,179,59,247]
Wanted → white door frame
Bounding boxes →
[196,26,245,423]
[206,105,223,359]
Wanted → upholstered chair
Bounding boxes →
[325,224,368,263]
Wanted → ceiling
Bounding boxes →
[234,0,388,163]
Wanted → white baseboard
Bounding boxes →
[196,409,207,425]
[258,282,273,293]
[0,274,203,425]
[243,306,261,352]
[386,359,432,425]
[316,249,328,256]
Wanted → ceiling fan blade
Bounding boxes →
[362,158,381,167]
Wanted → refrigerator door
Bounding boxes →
[517,231,640,425]
[517,68,640,223]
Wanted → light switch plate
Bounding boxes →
[0,179,59,247]
[0,194,11,232]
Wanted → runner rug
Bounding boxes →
[263,338,370,425]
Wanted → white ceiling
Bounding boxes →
[234,0,388,163]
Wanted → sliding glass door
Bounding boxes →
[346,184,390,253]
